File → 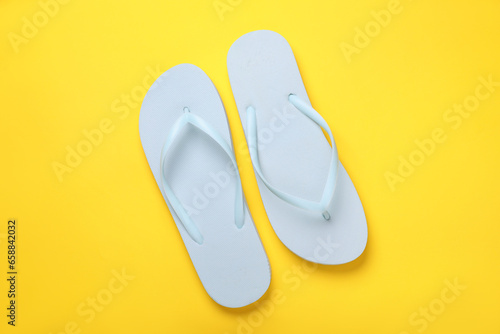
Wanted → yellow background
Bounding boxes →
[1,0,499,333]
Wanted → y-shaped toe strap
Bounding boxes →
[160,107,245,245]
[246,94,339,220]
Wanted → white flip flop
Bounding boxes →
[227,30,368,265]
[139,63,270,307]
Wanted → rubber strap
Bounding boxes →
[160,107,245,245]
[246,94,339,220]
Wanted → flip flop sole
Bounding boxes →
[139,63,270,307]
[228,31,368,265]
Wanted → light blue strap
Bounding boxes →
[246,94,339,220]
[160,107,245,245]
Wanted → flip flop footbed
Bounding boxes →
[139,63,270,307]
[227,31,368,264]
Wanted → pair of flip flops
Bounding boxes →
[139,30,368,308]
